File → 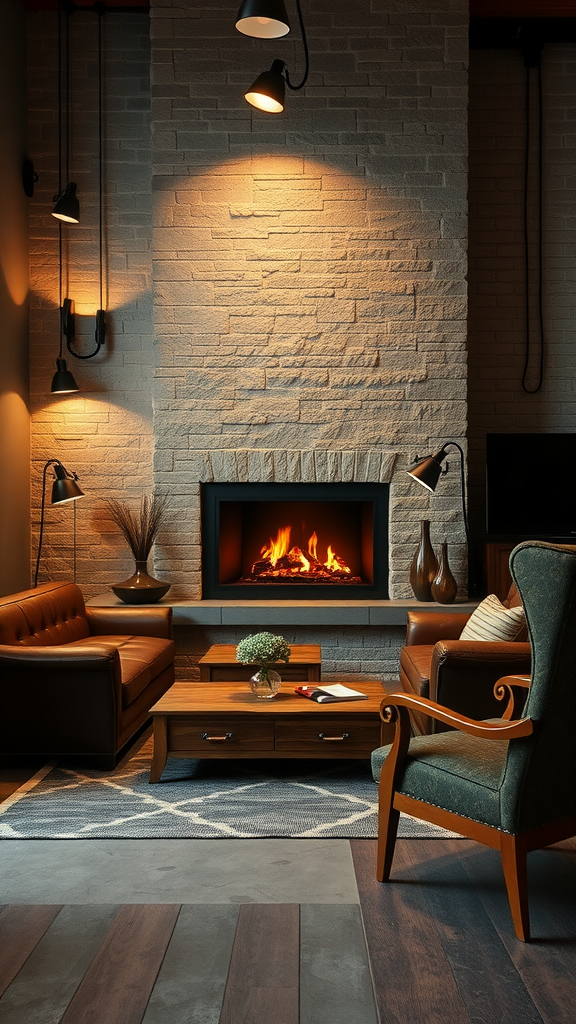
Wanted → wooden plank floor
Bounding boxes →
[352,837,576,1024]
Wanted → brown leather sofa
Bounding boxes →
[400,584,531,735]
[0,581,175,768]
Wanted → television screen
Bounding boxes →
[486,433,576,539]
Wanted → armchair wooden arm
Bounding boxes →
[379,691,533,740]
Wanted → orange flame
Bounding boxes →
[261,525,292,566]
[324,545,351,574]
[258,525,351,576]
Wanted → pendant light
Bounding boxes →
[235,0,290,39]
[52,4,80,224]
[241,0,309,113]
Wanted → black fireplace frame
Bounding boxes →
[201,481,389,600]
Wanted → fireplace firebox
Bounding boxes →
[201,482,389,600]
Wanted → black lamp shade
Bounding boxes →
[51,462,84,504]
[52,182,80,224]
[51,357,79,395]
[235,0,290,37]
[245,60,286,112]
[407,451,445,492]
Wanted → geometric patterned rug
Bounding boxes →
[0,732,459,840]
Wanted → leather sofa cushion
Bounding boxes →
[400,645,434,698]
[0,583,90,645]
[68,634,175,708]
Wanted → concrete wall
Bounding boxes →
[0,0,30,596]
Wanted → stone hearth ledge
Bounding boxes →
[87,595,477,627]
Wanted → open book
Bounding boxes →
[294,684,368,703]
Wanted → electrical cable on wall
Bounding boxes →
[66,2,107,360]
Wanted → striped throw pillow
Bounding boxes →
[459,594,526,642]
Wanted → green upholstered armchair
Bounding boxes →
[371,540,576,942]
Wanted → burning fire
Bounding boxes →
[254,525,351,577]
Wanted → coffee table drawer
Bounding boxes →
[168,718,275,752]
[275,718,380,753]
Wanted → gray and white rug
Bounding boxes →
[0,735,458,840]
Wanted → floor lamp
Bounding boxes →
[33,459,85,588]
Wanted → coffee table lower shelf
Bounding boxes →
[148,680,391,783]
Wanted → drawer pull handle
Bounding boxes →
[201,732,233,742]
[318,732,350,742]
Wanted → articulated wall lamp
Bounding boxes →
[241,0,309,113]
[235,0,290,38]
[33,459,85,587]
[407,441,469,542]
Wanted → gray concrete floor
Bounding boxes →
[0,838,361,904]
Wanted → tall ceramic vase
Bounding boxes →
[409,520,438,602]
[431,542,458,604]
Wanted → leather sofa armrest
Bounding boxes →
[85,605,173,640]
[433,639,531,666]
[405,611,471,646]
[0,645,123,759]
[430,640,532,717]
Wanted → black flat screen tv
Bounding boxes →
[486,433,576,540]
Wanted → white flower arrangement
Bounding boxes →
[236,632,291,668]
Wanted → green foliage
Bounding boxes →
[236,631,291,667]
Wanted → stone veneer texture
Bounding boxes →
[151,0,469,599]
[28,2,469,601]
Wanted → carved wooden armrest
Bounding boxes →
[379,691,533,740]
[494,674,532,721]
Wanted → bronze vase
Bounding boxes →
[431,541,458,604]
[111,559,171,604]
[409,520,438,602]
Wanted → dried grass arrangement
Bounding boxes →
[105,494,170,561]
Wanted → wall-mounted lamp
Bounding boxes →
[235,0,290,38]
[33,458,84,587]
[240,0,309,113]
[52,181,80,224]
[407,441,469,543]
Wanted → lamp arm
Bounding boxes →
[33,459,61,588]
[442,441,469,543]
[285,0,309,91]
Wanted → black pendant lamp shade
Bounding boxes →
[235,0,290,38]
[245,59,286,112]
[51,357,79,394]
[52,182,80,224]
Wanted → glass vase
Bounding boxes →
[249,667,282,699]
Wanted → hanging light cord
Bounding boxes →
[66,3,106,360]
[522,56,545,394]
[285,0,309,91]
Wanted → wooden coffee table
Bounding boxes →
[198,643,321,682]
[148,680,391,783]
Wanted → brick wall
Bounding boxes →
[150,0,469,600]
[468,45,576,543]
[28,10,154,591]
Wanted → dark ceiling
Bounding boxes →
[18,1,576,15]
